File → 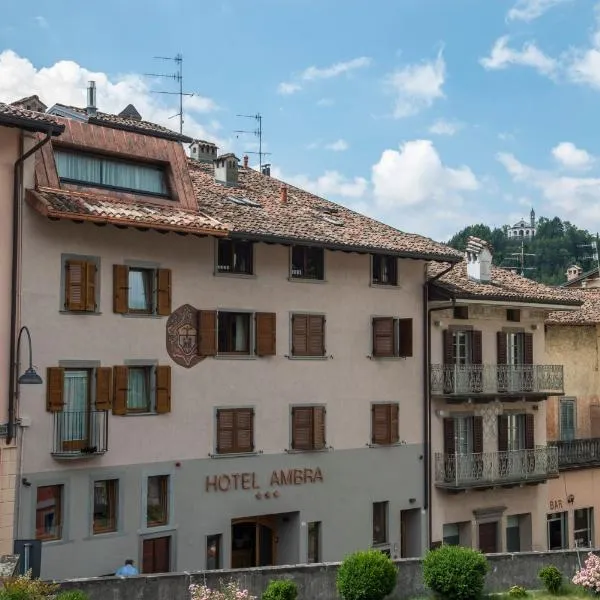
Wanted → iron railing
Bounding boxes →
[430,364,564,396]
[554,438,600,470]
[434,446,559,489]
[51,410,108,458]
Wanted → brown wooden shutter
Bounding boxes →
[473,416,483,453]
[95,367,113,410]
[84,262,97,312]
[113,265,129,314]
[65,260,87,311]
[292,314,308,356]
[372,317,395,357]
[443,330,454,365]
[443,418,455,455]
[497,415,509,451]
[255,312,277,356]
[197,310,217,356]
[523,333,534,365]
[372,404,391,445]
[308,315,325,356]
[524,413,535,449]
[216,409,234,454]
[471,331,483,365]
[398,319,413,357]
[235,408,254,452]
[156,269,172,316]
[497,332,507,365]
[155,366,172,414]
[46,367,65,412]
[313,406,326,450]
[389,403,399,444]
[292,407,313,450]
[112,366,129,416]
[591,405,600,438]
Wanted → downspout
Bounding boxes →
[423,263,456,551]
[7,129,53,445]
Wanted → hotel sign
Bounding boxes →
[205,467,324,493]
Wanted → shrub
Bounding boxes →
[539,566,562,595]
[56,591,90,600]
[422,545,488,600]
[336,549,397,600]
[0,570,59,600]
[573,552,600,595]
[262,580,297,600]
[508,585,528,598]
[189,580,256,600]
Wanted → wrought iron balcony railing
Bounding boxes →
[51,410,108,458]
[434,446,559,489]
[554,438,600,470]
[430,364,564,397]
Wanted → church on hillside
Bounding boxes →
[507,209,536,239]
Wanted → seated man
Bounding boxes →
[115,559,139,577]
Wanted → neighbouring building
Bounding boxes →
[8,85,463,580]
[563,264,600,289]
[426,237,580,553]
[507,209,536,239]
[545,288,600,550]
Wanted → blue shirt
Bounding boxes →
[115,564,139,577]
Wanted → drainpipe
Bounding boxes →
[7,129,54,445]
[423,263,456,551]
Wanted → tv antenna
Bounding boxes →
[144,54,194,134]
[499,240,536,277]
[578,235,600,275]
[234,113,271,170]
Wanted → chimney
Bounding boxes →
[243,155,249,168]
[465,236,493,283]
[261,164,271,177]
[214,153,239,186]
[566,265,583,282]
[189,140,218,163]
[280,184,288,204]
[86,81,97,117]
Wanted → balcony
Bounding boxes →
[554,438,600,471]
[51,410,108,459]
[430,364,564,401]
[434,446,559,491]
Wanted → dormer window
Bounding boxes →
[372,254,397,286]
[55,150,168,197]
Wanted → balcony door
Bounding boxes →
[62,369,92,452]
[443,416,483,483]
[498,332,533,393]
[443,329,482,394]
[498,413,535,478]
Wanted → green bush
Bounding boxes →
[508,585,528,598]
[262,580,297,600]
[336,549,397,600]
[56,591,90,600]
[538,566,562,595]
[422,545,489,600]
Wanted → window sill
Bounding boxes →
[122,412,159,417]
[121,313,164,319]
[370,283,400,290]
[84,530,123,541]
[285,447,332,454]
[368,356,410,361]
[214,272,257,280]
[214,354,258,361]
[209,451,261,459]
[137,524,178,536]
[287,355,330,361]
[367,442,405,449]
[38,537,71,547]
[288,277,327,284]
[59,310,102,316]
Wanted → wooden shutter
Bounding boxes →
[292,407,314,450]
[443,330,454,365]
[46,367,65,412]
[65,260,87,311]
[197,310,217,356]
[398,319,413,358]
[523,333,534,365]
[113,265,129,314]
[591,405,600,438]
[497,332,507,365]
[156,269,172,316]
[95,367,113,410]
[235,408,254,453]
[112,366,129,416]
[473,416,483,453]
[372,317,395,357]
[84,262,97,312]
[155,366,172,414]
[389,403,399,444]
[255,312,277,356]
[524,413,535,449]
[471,331,483,364]
[372,404,392,445]
[497,415,509,451]
[308,315,325,356]
[443,418,455,455]
[216,409,234,454]
[292,314,308,356]
[313,406,326,450]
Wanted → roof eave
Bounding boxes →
[87,117,192,143]
[0,115,64,136]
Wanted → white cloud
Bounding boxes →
[277,82,302,95]
[507,0,572,22]
[0,49,222,144]
[272,167,368,199]
[480,36,557,76]
[325,139,349,151]
[34,16,49,29]
[552,142,594,170]
[385,50,446,118]
[566,3,600,89]
[316,97,334,107]
[428,119,462,136]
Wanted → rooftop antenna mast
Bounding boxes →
[234,113,271,170]
[578,235,600,275]
[145,54,194,134]
[499,239,536,277]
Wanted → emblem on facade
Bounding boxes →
[166,304,204,368]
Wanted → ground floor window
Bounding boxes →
[372,501,389,546]
[206,534,222,570]
[142,536,171,574]
[307,521,321,563]
[443,523,460,546]
[478,521,499,554]
[35,485,63,541]
[506,515,521,552]
[574,508,594,548]
[547,512,568,550]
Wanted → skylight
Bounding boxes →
[321,214,344,226]
[226,196,262,208]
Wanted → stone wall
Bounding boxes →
[55,549,595,600]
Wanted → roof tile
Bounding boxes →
[547,288,600,324]
[0,102,63,132]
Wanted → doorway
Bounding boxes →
[231,517,277,568]
[142,536,171,573]
[400,509,422,558]
[478,522,499,554]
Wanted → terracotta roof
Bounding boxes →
[0,103,64,135]
[547,289,600,324]
[26,187,228,236]
[428,261,582,307]
[188,160,462,261]
[10,95,47,111]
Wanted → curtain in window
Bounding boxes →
[560,401,576,441]
[456,417,473,455]
[129,270,152,310]
[64,370,88,441]
[103,160,166,195]
[128,368,149,410]
[56,152,102,184]
[234,315,248,352]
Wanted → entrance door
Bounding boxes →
[142,536,171,573]
[231,518,276,568]
[478,522,498,554]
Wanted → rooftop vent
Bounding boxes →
[566,265,583,282]
[214,153,239,186]
[86,81,97,117]
[465,236,493,283]
[118,104,142,121]
[190,140,218,163]
[226,196,261,208]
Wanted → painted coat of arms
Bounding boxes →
[166,304,204,368]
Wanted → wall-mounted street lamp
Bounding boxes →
[16,326,42,386]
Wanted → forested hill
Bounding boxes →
[446,218,597,286]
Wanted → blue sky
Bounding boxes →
[2,0,600,240]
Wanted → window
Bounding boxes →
[217,240,253,275]
[506,515,521,552]
[372,501,388,545]
[147,475,169,527]
[93,479,118,534]
[218,312,251,354]
[216,408,254,454]
[35,485,63,541]
[547,512,568,550]
[307,522,321,563]
[507,309,521,322]
[371,403,399,446]
[372,254,397,286]
[574,508,594,548]
[453,306,469,320]
[291,246,324,280]
[127,367,152,412]
[443,523,460,546]
[62,257,98,312]
[291,314,325,357]
[372,317,413,358]
[206,534,222,570]
[55,150,168,196]
[112,365,171,416]
[113,265,171,316]
[291,406,326,451]
[560,399,576,441]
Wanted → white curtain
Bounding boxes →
[128,368,149,411]
[129,270,151,310]
[56,152,102,184]
[64,370,88,441]
[234,315,248,352]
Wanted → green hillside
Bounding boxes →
[446,217,598,286]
